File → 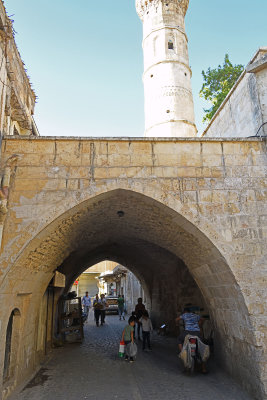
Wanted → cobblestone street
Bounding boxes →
[11,314,252,400]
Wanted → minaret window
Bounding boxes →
[168,40,174,50]
[13,126,19,136]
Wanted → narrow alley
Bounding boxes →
[10,314,252,400]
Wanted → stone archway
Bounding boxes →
[0,187,265,399]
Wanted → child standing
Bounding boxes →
[139,311,153,351]
[121,316,135,362]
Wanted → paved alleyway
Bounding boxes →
[11,314,252,400]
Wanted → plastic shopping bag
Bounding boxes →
[126,342,138,358]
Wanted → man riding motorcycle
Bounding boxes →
[176,307,208,373]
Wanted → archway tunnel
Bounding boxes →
[0,189,262,399]
[60,242,206,329]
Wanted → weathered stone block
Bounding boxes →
[222,142,242,155]
[130,153,153,166]
[224,154,251,167]
[55,153,82,167]
[4,140,55,154]
[106,153,130,167]
[202,142,222,155]
[13,178,48,192]
[202,154,223,167]
[55,141,81,155]
[153,142,200,155]
[177,167,197,178]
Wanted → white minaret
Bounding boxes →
[136,0,197,137]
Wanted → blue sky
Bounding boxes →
[5,0,267,137]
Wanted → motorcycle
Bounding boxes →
[180,334,210,374]
[188,336,198,373]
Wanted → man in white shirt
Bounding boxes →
[93,294,102,327]
[82,292,91,321]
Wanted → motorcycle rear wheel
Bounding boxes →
[190,357,195,374]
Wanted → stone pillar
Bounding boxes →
[136,0,197,137]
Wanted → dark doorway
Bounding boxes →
[3,311,15,381]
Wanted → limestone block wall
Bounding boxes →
[203,48,267,138]
[150,256,206,331]
[0,137,266,399]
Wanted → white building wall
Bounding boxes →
[203,48,267,138]
[256,67,267,135]
[118,271,148,315]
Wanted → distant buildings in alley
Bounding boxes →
[71,261,147,313]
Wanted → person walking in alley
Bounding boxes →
[135,297,146,340]
[82,291,91,322]
[93,294,102,327]
[100,294,107,325]
[139,311,153,351]
[122,316,136,363]
[118,294,125,320]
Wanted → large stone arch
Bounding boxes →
[0,183,265,399]
[1,179,232,277]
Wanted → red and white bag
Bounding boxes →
[119,341,125,358]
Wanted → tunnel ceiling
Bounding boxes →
[16,189,231,297]
[59,238,186,291]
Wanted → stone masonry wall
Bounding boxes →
[0,137,266,399]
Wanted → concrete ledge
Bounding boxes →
[247,53,267,73]
[2,135,267,142]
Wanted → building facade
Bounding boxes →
[98,264,148,313]
[0,2,37,138]
[70,261,117,297]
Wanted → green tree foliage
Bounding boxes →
[200,54,244,122]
